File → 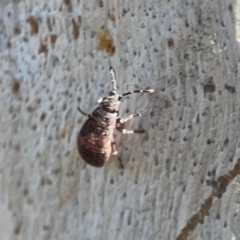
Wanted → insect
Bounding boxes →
[77,68,154,167]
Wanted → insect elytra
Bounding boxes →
[77,68,154,167]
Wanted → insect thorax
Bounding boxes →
[91,106,117,128]
[101,94,121,112]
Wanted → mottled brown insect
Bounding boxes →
[77,68,154,167]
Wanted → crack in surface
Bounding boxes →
[176,158,240,240]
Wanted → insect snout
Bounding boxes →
[109,90,117,96]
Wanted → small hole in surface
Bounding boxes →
[12,80,20,94]
[6,41,11,48]
[65,151,70,157]
[26,106,32,112]
[40,112,46,121]
[23,188,28,196]
[14,223,22,235]
[62,103,67,111]
[31,125,37,131]
[49,104,54,110]
[43,225,49,231]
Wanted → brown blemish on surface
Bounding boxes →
[72,18,79,39]
[40,112,46,121]
[167,38,174,48]
[64,0,71,4]
[108,7,116,22]
[203,77,216,93]
[108,12,116,22]
[38,42,48,54]
[23,188,29,196]
[26,16,39,34]
[164,99,172,109]
[6,41,11,48]
[13,26,21,34]
[63,0,72,10]
[50,34,57,44]
[14,222,22,235]
[96,29,115,56]
[12,80,20,94]
[97,0,103,7]
[176,158,240,240]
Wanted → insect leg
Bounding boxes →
[111,141,118,155]
[121,89,154,97]
[121,129,145,134]
[111,141,124,169]
[116,114,145,134]
[109,67,117,91]
[77,107,89,116]
[118,113,141,124]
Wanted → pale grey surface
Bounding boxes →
[1,0,240,240]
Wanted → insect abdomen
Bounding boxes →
[77,118,112,167]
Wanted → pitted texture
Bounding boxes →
[1,0,240,240]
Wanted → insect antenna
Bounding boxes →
[109,67,117,91]
[77,107,88,116]
[121,89,154,98]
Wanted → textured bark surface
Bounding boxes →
[1,0,240,239]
